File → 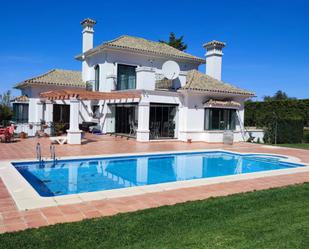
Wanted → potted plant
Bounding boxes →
[41,120,48,130]
[20,132,27,139]
[54,123,66,136]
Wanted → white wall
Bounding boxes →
[206,55,223,81]
[177,91,248,143]
[84,49,200,92]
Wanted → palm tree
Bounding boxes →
[159,32,188,51]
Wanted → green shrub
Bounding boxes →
[245,99,309,127]
[264,118,304,144]
[304,130,309,143]
[0,104,13,124]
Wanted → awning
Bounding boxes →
[203,99,241,109]
[40,89,142,101]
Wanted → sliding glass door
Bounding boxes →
[149,104,177,139]
[114,104,138,136]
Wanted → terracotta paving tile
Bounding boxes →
[74,203,98,213]
[26,219,48,229]
[58,205,81,215]
[41,207,62,218]
[64,213,85,223]
[1,211,22,220]
[83,210,102,219]
[2,216,24,225]
[5,223,27,233]
[98,207,119,216]
[46,216,66,225]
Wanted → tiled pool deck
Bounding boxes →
[1,134,309,233]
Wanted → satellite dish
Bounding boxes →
[162,60,180,80]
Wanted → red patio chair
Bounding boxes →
[3,128,12,143]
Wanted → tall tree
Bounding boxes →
[263,90,295,101]
[159,32,188,51]
[0,91,13,123]
[0,90,12,107]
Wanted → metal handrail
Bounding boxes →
[36,142,42,162]
[50,144,56,163]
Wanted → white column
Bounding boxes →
[44,101,53,135]
[67,98,82,144]
[34,100,44,136]
[36,101,44,123]
[136,102,150,142]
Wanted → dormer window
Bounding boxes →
[94,65,100,91]
[117,64,136,90]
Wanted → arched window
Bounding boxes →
[94,65,100,91]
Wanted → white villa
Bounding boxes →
[12,18,254,144]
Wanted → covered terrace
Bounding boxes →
[39,89,142,144]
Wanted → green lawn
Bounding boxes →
[1,184,309,249]
[276,143,309,150]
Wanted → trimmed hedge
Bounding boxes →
[304,130,309,143]
[264,118,304,144]
[245,99,309,127]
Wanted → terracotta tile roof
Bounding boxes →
[203,99,241,108]
[40,89,142,101]
[15,69,85,89]
[203,40,226,49]
[80,18,96,26]
[181,70,254,96]
[77,35,204,64]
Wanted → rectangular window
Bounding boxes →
[92,105,100,119]
[117,64,136,90]
[204,108,236,130]
[94,65,100,91]
[13,103,29,123]
[53,104,70,124]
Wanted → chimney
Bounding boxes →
[81,18,97,53]
[203,40,226,81]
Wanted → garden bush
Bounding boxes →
[264,118,304,144]
[304,130,309,143]
[245,99,309,127]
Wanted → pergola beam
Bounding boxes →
[40,89,141,102]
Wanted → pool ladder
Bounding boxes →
[36,143,57,165]
[50,144,57,164]
[36,142,43,165]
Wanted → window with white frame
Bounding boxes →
[94,65,100,91]
[204,108,236,130]
[117,64,136,90]
[12,103,29,123]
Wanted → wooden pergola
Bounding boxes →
[40,89,142,101]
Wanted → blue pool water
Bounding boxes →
[12,151,304,197]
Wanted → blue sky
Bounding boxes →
[1,0,308,100]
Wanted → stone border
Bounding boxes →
[0,149,308,211]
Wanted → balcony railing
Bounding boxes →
[155,79,173,90]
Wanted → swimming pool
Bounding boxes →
[12,151,304,197]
